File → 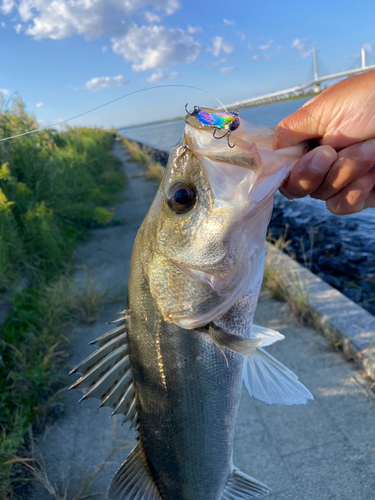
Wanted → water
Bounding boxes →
[118,98,375,245]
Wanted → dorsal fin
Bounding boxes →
[69,313,138,426]
[221,468,269,499]
[108,442,162,500]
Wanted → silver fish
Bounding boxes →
[70,109,313,500]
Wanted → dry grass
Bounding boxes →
[74,279,109,324]
[121,137,164,180]
[264,232,355,358]
[264,230,317,327]
[4,427,133,500]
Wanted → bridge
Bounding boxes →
[225,47,375,109]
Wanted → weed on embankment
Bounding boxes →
[0,94,126,498]
[121,136,165,180]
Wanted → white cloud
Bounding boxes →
[146,70,178,82]
[223,19,235,26]
[85,75,128,92]
[0,88,9,94]
[144,11,160,23]
[112,25,200,71]
[252,55,259,60]
[219,66,235,74]
[14,23,22,33]
[259,39,273,51]
[3,0,181,40]
[363,42,374,52]
[203,58,227,69]
[36,102,43,107]
[236,32,245,41]
[102,46,108,53]
[1,22,6,28]
[1,0,14,15]
[187,24,202,34]
[209,36,234,57]
[2,1,203,76]
[247,44,252,50]
[291,38,313,58]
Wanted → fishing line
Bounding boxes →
[0,84,227,143]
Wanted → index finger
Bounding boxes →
[273,105,325,150]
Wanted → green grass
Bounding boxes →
[0,94,126,498]
[0,97,125,289]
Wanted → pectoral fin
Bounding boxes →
[251,324,284,346]
[209,325,262,356]
[243,347,313,405]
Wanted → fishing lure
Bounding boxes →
[185,104,240,148]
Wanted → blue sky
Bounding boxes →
[1,0,375,129]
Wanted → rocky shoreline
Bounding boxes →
[269,199,375,316]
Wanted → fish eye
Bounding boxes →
[167,181,197,214]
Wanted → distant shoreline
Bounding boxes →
[118,92,318,131]
[230,91,318,110]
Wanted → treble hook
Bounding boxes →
[185,103,199,115]
[212,128,235,148]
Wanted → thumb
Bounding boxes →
[272,104,324,150]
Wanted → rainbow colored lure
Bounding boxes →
[185,104,240,148]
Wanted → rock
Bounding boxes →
[317,273,343,290]
[361,281,375,295]
[267,202,371,300]
[343,287,363,303]
[304,248,324,262]
[324,241,342,256]
[365,303,375,316]
[343,251,368,264]
[317,255,357,276]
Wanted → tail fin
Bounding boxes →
[243,347,313,405]
[108,442,161,500]
[221,468,269,499]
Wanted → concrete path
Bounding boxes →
[31,142,375,500]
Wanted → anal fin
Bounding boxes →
[108,442,161,500]
[221,468,269,499]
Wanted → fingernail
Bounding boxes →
[310,147,337,173]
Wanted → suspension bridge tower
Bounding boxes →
[313,47,320,93]
[361,46,367,69]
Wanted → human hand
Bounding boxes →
[273,71,375,215]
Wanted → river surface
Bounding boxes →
[119,98,375,247]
